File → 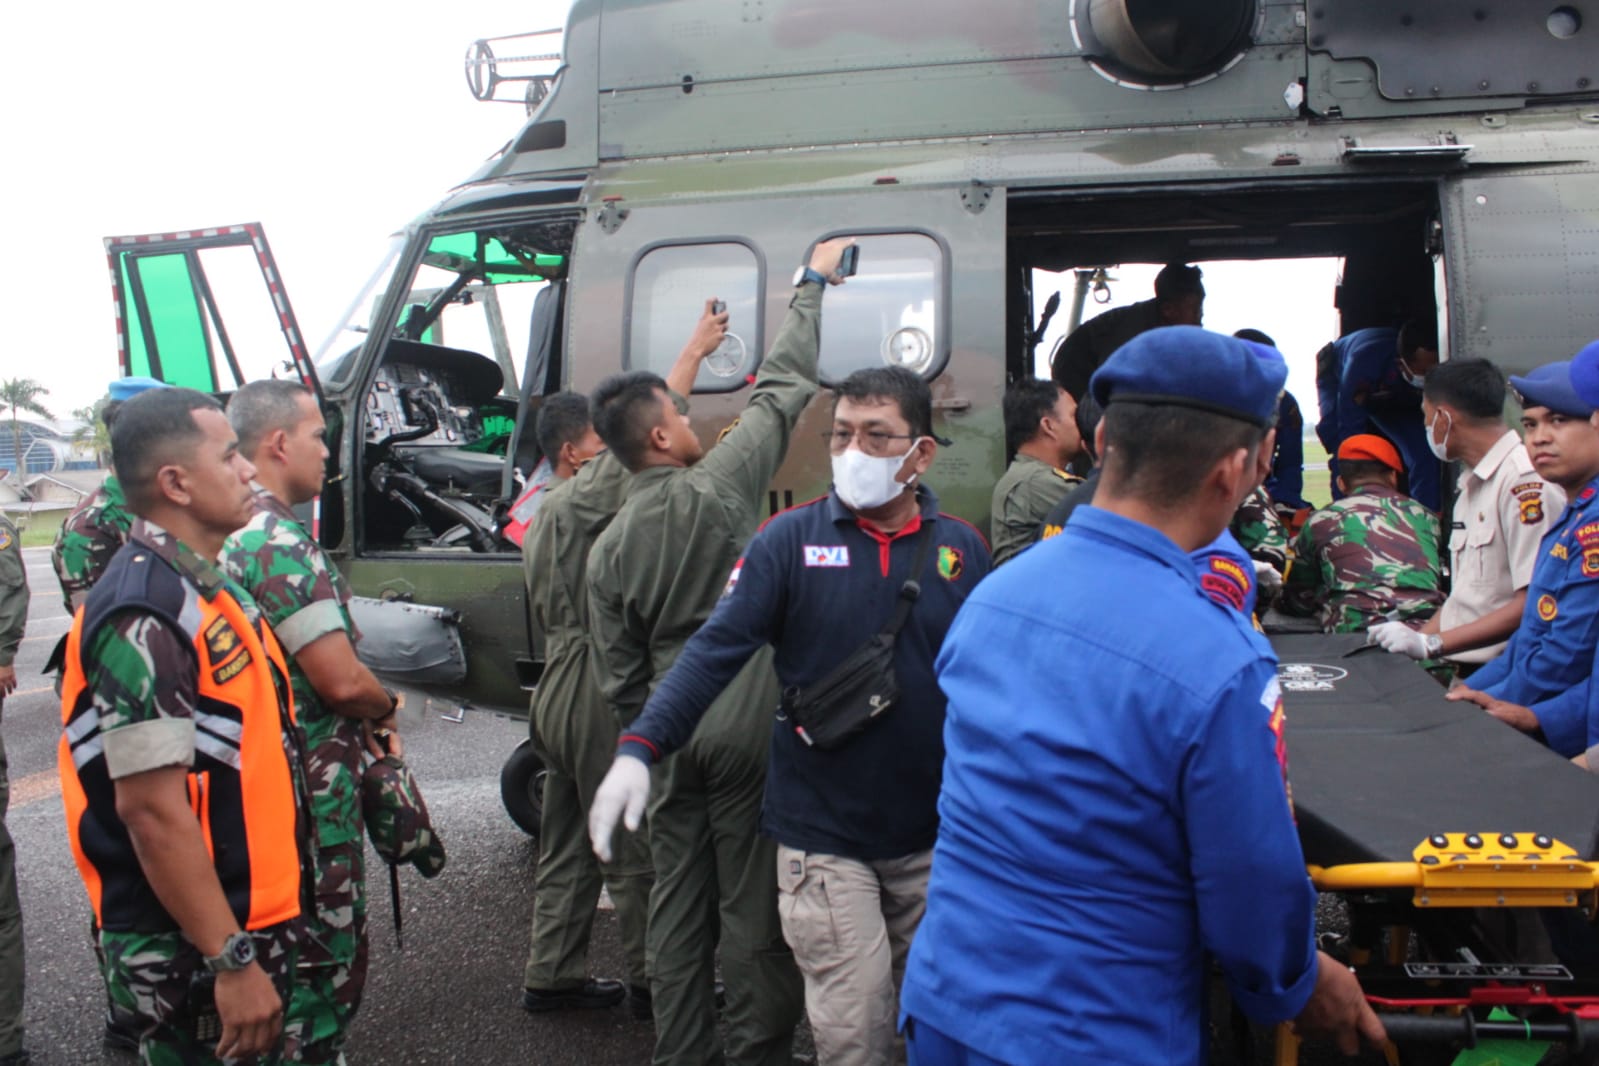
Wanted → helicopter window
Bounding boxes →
[812,232,947,386]
[626,241,764,393]
[315,234,405,385]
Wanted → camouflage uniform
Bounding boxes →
[989,454,1079,566]
[49,475,141,1042]
[1281,483,1445,632]
[221,487,367,1066]
[84,520,306,1066]
[521,452,654,994]
[1231,486,1290,574]
[0,516,26,1062]
[51,474,133,613]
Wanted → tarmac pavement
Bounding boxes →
[3,547,655,1064]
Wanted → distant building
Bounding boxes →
[0,418,96,481]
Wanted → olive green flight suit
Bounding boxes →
[990,454,1080,565]
[0,516,26,1062]
[522,451,655,993]
[587,282,825,1066]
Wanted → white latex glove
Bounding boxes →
[1368,620,1431,660]
[1253,560,1284,602]
[589,755,651,863]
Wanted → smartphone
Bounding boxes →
[837,244,861,278]
[186,971,223,1046]
[711,300,727,315]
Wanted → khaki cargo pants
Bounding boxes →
[775,845,932,1066]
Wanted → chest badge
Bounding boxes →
[204,615,254,684]
[937,545,964,581]
[803,545,850,568]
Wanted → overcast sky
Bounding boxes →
[6,1,572,417]
[8,1,1336,425]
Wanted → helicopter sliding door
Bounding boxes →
[563,183,1008,529]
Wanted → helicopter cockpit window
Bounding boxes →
[814,232,947,385]
[315,234,405,385]
[359,222,573,554]
[627,241,764,393]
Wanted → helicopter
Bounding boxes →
[104,0,1599,835]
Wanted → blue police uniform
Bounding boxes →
[901,327,1318,1065]
[1316,327,1438,512]
[1466,477,1599,755]
[618,486,991,860]
[1469,358,1599,756]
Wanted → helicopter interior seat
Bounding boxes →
[371,339,509,501]
[396,446,505,499]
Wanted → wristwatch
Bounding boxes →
[1424,633,1444,658]
[203,932,257,973]
[792,265,828,288]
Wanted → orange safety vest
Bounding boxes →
[58,541,305,933]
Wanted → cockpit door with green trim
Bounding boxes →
[104,222,322,401]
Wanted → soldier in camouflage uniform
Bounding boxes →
[220,381,400,1066]
[520,304,727,1017]
[990,379,1082,566]
[0,514,29,1066]
[50,377,169,615]
[1282,433,1444,632]
[58,387,312,1066]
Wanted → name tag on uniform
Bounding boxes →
[803,545,850,567]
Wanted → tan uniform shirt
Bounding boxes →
[1439,429,1566,663]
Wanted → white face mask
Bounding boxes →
[832,442,919,511]
[1427,409,1452,462]
[1400,362,1427,390]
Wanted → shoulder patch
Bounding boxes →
[937,545,964,581]
[0,526,11,551]
[1538,594,1559,622]
[1261,677,1292,812]
[1578,522,1599,577]
[1200,556,1251,613]
[721,558,744,599]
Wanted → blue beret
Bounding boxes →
[1569,340,1599,409]
[1509,361,1594,418]
[1089,326,1288,427]
[108,375,172,402]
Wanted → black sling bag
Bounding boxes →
[781,526,937,751]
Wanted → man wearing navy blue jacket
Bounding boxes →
[900,327,1383,1065]
[591,367,989,1066]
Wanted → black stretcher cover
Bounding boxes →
[1271,634,1599,867]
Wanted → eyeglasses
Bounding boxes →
[822,428,918,455]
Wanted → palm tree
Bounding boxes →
[72,398,113,468]
[1,378,54,486]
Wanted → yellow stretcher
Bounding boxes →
[1254,636,1599,1065]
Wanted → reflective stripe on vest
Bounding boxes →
[59,576,302,933]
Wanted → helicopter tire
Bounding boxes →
[500,738,547,837]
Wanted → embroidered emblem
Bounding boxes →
[1261,678,1293,815]
[1519,496,1544,525]
[204,615,252,684]
[1200,557,1251,613]
[937,545,964,581]
[721,559,744,599]
[0,527,10,552]
[1552,544,1568,561]
[802,545,850,568]
[1040,523,1063,541]
[1538,594,1558,621]
[1579,522,1599,577]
